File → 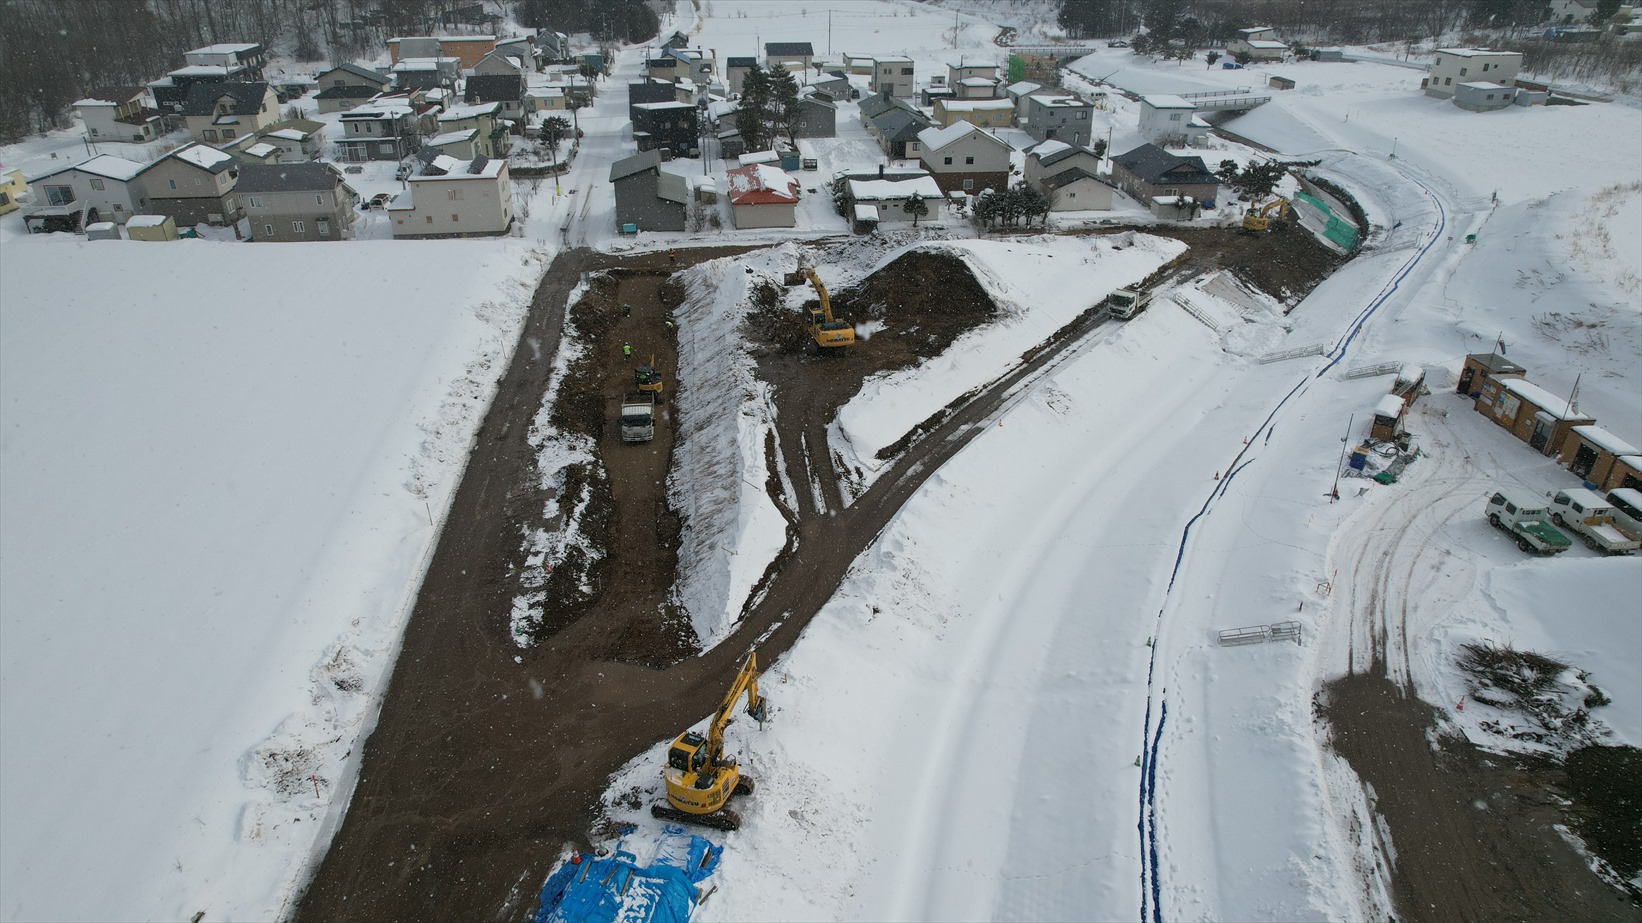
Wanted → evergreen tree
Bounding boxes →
[1016,183,1050,227]
[766,65,801,144]
[906,191,929,226]
[736,66,771,151]
[540,115,571,160]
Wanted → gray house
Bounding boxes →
[628,80,688,120]
[141,142,243,227]
[237,162,355,242]
[765,42,814,72]
[632,101,699,158]
[610,149,688,231]
[1110,143,1219,207]
[792,93,837,138]
[725,57,758,96]
[868,107,934,160]
[1023,94,1094,147]
[1025,141,1115,210]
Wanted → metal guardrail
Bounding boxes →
[1218,620,1303,646]
[1257,344,1325,364]
[1342,361,1401,380]
[1172,293,1225,334]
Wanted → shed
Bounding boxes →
[1457,351,1525,397]
[85,221,121,241]
[126,214,179,241]
[1475,377,1592,455]
[1370,393,1407,442]
[852,202,879,233]
[1561,425,1642,490]
[1268,75,1296,90]
[1453,81,1514,112]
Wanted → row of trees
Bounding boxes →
[1057,0,1622,46]
[513,0,659,43]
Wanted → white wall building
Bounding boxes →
[388,156,513,238]
[1425,48,1522,99]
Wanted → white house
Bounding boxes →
[1138,95,1209,146]
[25,154,151,224]
[916,122,1012,195]
[72,87,167,144]
[388,155,513,238]
[1024,140,1115,211]
[872,56,916,98]
[847,171,944,223]
[1229,27,1287,61]
[1425,48,1522,98]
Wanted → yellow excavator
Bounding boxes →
[1241,197,1291,233]
[802,267,855,350]
[650,652,769,831]
[635,355,663,394]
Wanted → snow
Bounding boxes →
[1500,377,1590,420]
[1573,425,1640,457]
[172,143,235,170]
[916,120,986,151]
[847,174,942,201]
[1374,393,1406,418]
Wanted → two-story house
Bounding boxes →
[916,122,1012,195]
[632,101,699,158]
[388,154,513,238]
[141,142,242,226]
[337,102,423,161]
[933,97,1014,129]
[765,42,814,72]
[1229,27,1287,61]
[725,57,758,96]
[948,62,1000,99]
[867,106,934,160]
[792,92,838,138]
[314,63,392,112]
[1024,140,1115,211]
[434,102,509,158]
[1424,48,1522,98]
[73,86,168,144]
[181,82,278,145]
[388,35,497,68]
[238,162,355,242]
[1023,94,1094,147]
[843,169,944,223]
[183,43,266,79]
[1110,143,1218,209]
[25,154,151,225]
[610,148,688,231]
[465,73,529,130]
[872,56,915,98]
[1138,95,1208,146]
[392,57,460,93]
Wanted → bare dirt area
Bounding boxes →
[295,228,1353,921]
[1321,674,1639,923]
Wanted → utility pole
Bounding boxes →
[1331,414,1355,502]
[828,9,832,56]
[953,7,959,49]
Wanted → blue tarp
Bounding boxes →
[533,826,722,923]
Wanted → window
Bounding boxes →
[315,194,325,205]
[943,156,953,165]
[901,67,913,75]
[223,129,236,140]
[90,128,99,137]
[1459,67,1468,76]
[203,129,219,141]
[114,203,124,212]
[1077,111,1088,120]
[1445,77,1452,86]
[318,218,330,237]
[426,215,434,224]
[1482,63,1491,72]
[1165,187,1178,196]
[90,178,105,190]
[1170,113,1182,122]
[168,179,177,190]
[248,195,263,208]
[293,220,305,233]
[964,156,974,165]
[44,185,74,206]
[451,213,459,222]
[962,178,974,190]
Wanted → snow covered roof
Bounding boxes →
[1436,47,1518,57]
[848,174,942,201]
[738,149,781,166]
[1143,94,1196,110]
[188,42,260,55]
[410,155,505,180]
[428,128,478,145]
[1500,378,1591,420]
[1458,81,1511,91]
[853,203,879,221]
[1571,425,1640,457]
[438,102,501,121]
[1032,95,1089,108]
[29,154,146,184]
[874,55,913,64]
[1007,81,1042,96]
[1028,139,1072,160]
[633,101,694,111]
[241,142,278,158]
[726,163,800,205]
[73,97,117,108]
[126,214,170,227]
[265,127,315,141]
[918,121,1010,153]
[1374,394,1406,419]
[170,143,237,172]
[1247,40,1288,49]
[958,77,996,87]
[169,65,231,77]
[939,98,1014,112]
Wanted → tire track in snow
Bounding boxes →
[1137,153,1454,923]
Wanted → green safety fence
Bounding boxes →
[1294,190,1360,251]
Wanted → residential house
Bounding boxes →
[473,50,525,77]
[871,56,915,98]
[1561,426,1642,491]
[1025,140,1114,211]
[181,82,278,145]
[1023,94,1094,146]
[426,127,482,159]
[24,154,150,225]
[337,102,423,161]
[237,161,354,242]
[316,84,383,112]
[225,136,282,164]
[933,97,1014,129]
[1229,27,1287,61]
[388,35,497,68]
[184,42,266,79]
[1472,376,1592,455]
[1456,351,1525,398]
[765,42,815,72]
[948,63,1000,99]
[859,89,920,125]
[868,107,935,160]
[609,149,688,231]
[629,80,689,120]
[0,169,26,216]
[661,30,691,50]
[437,102,509,157]
[150,51,262,115]
[466,73,529,128]
[799,70,852,101]
[650,47,715,86]
[1138,95,1209,146]
[725,57,758,95]
[1424,49,1521,99]
[497,34,544,70]
[921,85,957,107]
[73,86,168,143]
[792,93,838,138]
[388,154,513,238]
[1452,82,1515,112]
[537,31,572,64]
[843,52,875,75]
[1110,143,1219,208]
[141,142,242,227]
[315,63,391,94]
[726,163,801,228]
[392,57,460,93]
[1006,80,1052,122]
[524,78,567,113]
[843,169,943,223]
[631,101,699,158]
[916,122,1011,195]
[259,119,326,160]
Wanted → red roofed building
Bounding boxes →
[727,163,800,228]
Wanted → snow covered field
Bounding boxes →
[1,0,1638,920]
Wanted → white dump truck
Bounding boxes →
[1107,287,1153,320]
[620,393,655,443]
[1548,488,1640,554]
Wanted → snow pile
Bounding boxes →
[0,236,546,921]
[834,233,1187,471]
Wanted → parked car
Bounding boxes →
[1548,488,1640,554]
[1485,488,1571,555]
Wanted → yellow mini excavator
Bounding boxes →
[1241,197,1291,233]
[802,267,856,350]
[651,652,768,831]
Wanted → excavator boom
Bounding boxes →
[653,652,769,830]
[802,267,855,349]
